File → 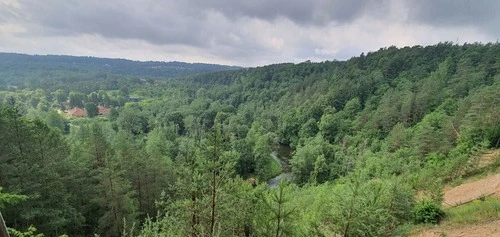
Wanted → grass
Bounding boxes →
[446,149,499,188]
[268,157,283,179]
[450,177,464,187]
[460,150,500,180]
[254,156,284,182]
[446,197,500,224]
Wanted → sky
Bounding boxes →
[0,0,498,67]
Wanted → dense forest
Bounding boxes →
[0,42,499,236]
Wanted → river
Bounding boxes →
[266,145,293,187]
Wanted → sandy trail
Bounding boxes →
[443,173,500,207]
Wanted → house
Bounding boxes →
[98,105,111,116]
[70,107,87,117]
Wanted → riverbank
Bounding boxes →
[267,148,294,187]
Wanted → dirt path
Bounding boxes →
[443,173,500,207]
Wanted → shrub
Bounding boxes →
[413,200,445,224]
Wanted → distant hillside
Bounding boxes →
[0,52,241,86]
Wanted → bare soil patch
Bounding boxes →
[443,173,500,207]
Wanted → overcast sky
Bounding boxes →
[0,0,498,66]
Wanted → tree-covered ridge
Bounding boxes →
[0,42,499,236]
[0,52,241,88]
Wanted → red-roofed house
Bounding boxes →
[70,107,87,117]
[98,105,111,116]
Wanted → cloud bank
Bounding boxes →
[0,0,498,66]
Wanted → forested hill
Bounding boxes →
[170,42,499,147]
[0,52,241,86]
[0,43,499,236]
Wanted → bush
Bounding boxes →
[413,200,445,224]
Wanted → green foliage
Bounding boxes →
[0,187,28,209]
[116,106,149,135]
[258,181,297,237]
[8,226,44,237]
[0,43,499,236]
[447,197,500,224]
[268,157,284,180]
[69,91,85,108]
[84,102,99,118]
[0,105,78,234]
[0,53,240,90]
[386,123,409,152]
[95,165,138,236]
[321,173,415,236]
[318,109,341,143]
[44,110,68,133]
[286,172,415,236]
[413,200,445,224]
[298,118,318,139]
[291,135,336,185]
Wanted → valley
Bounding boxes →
[1,43,499,236]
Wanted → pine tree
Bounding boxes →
[260,181,296,237]
[202,120,237,236]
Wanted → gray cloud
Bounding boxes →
[0,0,498,66]
[406,0,500,35]
[194,0,376,25]
[16,1,210,46]
[11,0,386,47]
